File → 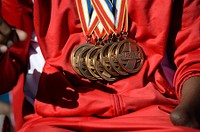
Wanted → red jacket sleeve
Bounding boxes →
[0,0,33,94]
[172,0,200,99]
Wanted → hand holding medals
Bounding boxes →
[71,0,144,82]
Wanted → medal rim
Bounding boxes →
[100,42,120,76]
[116,39,144,73]
[107,41,129,75]
[94,48,118,81]
[71,44,93,76]
[77,45,98,80]
[85,45,104,80]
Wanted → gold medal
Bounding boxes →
[116,39,144,73]
[94,48,118,81]
[100,42,120,76]
[108,42,129,75]
[71,44,93,76]
[85,45,103,80]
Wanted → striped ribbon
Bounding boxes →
[76,0,99,38]
[76,0,127,43]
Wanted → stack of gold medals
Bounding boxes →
[71,0,144,82]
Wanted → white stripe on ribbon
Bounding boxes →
[100,0,123,29]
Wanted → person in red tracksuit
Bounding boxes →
[0,0,200,131]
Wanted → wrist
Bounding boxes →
[180,76,200,103]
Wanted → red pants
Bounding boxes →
[18,105,199,132]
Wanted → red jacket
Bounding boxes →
[0,0,199,131]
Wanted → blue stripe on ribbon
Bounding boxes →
[112,0,117,9]
[87,0,94,18]
[112,0,117,16]
[105,0,117,16]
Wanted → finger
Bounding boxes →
[4,29,27,48]
[15,29,27,41]
[0,34,5,42]
[0,28,27,51]
[8,29,19,43]
[7,40,13,48]
[0,16,11,37]
[0,44,8,53]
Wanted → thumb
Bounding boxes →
[15,29,27,42]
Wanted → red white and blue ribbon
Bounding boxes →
[76,0,99,38]
[91,0,127,35]
[76,0,128,43]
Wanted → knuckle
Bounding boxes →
[0,45,8,53]
[4,28,11,36]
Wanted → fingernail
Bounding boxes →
[7,40,13,47]
[15,29,27,41]
[0,45,8,53]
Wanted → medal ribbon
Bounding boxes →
[120,0,128,34]
[91,0,127,35]
[76,0,127,43]
[76,0,99,39]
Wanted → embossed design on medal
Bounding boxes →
[71,44,94,76]
[85,45,103,80]
[100,42,120,77]
[94,47,118,81]
[77,45,98,80]
[108,41,129,76]
[115,39,144,73]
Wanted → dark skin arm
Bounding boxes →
[170,76,200,129]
